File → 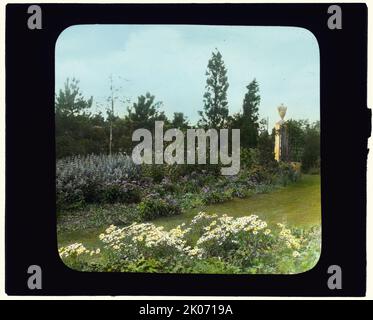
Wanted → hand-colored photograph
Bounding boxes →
[56,25,321,274]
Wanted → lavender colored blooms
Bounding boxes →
[56,153,141,208]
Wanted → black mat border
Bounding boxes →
[5,3,369,296]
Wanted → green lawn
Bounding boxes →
[154,174,321,230]
[58,174,321,248]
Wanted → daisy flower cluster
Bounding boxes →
[99,223,193,260]
[189,212,218,228]
[277,223,302,258]
[197,214,268,246]
[59,213,307,271]
[58,243,100,258]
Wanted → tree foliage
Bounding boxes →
[301,121,320,172]
[172,112,189,130]
[199,50,229,128]
[286,119,320,172]
[55,79,104,158]
[126,92,166,131]
[55,78,93,116]
[55,56,319,174]
[232,79,261,149]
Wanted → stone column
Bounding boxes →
[274,104,288,161]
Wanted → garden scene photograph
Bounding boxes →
[56,25,321,274]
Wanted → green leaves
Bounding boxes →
[55,78,93,117]
[199,49,229,129]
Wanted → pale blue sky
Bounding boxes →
[55,25,320,127]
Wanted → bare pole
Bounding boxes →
[109,74,114,156]
[108,74,130,155]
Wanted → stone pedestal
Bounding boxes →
[274,104,289,162]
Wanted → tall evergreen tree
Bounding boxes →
[55,78,106,158]
[233,79,261,148]
[55,78,93,116]
[199,50,229,128]
[126,92,167,131]
[242,79,260,147]
[243,79,260,119]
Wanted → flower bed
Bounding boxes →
[59,212,320,274]
[57,154,300,233]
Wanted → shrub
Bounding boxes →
[201,188,233,205]
[141,164,166,183]
[226,184,252,198]
[179,193,204,210]
[194,214,270,259]
[246,164,276,184]
[137,195,181,221]
[164,164,197,182]
[56,185,85,211]
[301,127,320,173]
[99,182,141,204]
[181,179,202,193]
[159,177,179,194]
[99,224,190,262]
[187,211,219,238]
[276,162,300,186]
[56,153,141,209]
[240,148,259,170]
